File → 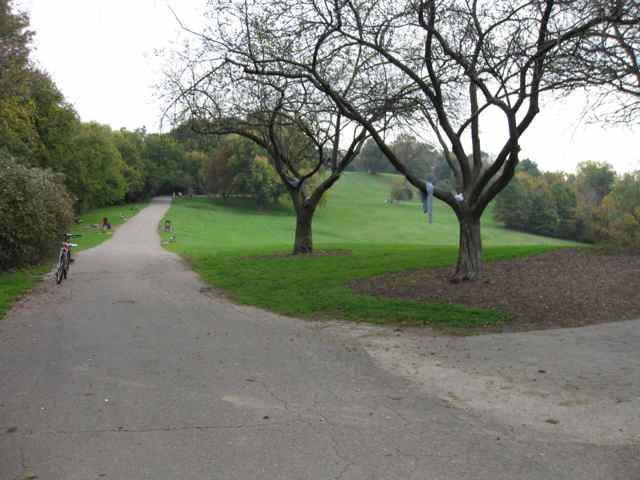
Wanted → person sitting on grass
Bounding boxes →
[101,217,112,230]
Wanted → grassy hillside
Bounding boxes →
[166,172,574,252]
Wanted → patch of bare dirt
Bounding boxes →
[351,249,640,332]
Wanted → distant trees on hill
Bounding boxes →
[205,135,285,208]
[595,171,640,246]
[494,160,640,247]
[349,135,453,185]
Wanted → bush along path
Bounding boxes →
[0,202,147,319]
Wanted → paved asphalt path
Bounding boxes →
[1,198,638,479]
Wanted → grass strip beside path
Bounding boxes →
[70,202,148,252]
[0,265,50,318]
[0,202,148,318]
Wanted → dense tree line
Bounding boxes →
[494,160,640,247]
[349,135,454,185]
[0,1,211,211]
[1,1,334,267]
[203,134,332,211]
[2,0,323,219]
[351,135,495,203]
[205,135,284,207]
[0,1,218,268]
[595,171,640,246]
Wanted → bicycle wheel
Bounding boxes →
[56,254,65,284]
[63,251,70,279]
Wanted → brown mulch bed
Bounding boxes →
[351,249,640,332]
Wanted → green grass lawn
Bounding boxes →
[0,265,50,318]
[0,202,147,318]
[163,172,576,329]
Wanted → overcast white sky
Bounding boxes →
[17,0,640,174]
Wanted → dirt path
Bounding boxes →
[1,198,638,479]
[327,321,640,446]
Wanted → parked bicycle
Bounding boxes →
[56,233,81,284]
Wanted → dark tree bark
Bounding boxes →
[289,172,339,255]
[452,212,482,283]
[292,199,316,254]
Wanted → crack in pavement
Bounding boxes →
[253,378,291,412]
[15,421,305,437]
[307,403,359,480]
[333,461,354,480]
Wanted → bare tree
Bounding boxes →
[165,59,374,253]
[553,6,639,124]
[215,0,639,281]
[163,3,422,254]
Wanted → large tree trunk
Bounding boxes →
[451,213,482,283]
[293,206,314,254]
[290,186,318,255]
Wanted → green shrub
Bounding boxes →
[592,171,640,247]
[0,153,74,269]
[240,155,284,208]
[389,178,414,202]
[495,170,579,240]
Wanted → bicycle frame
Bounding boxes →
[60,237,78,258]
[56,234,80,284]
